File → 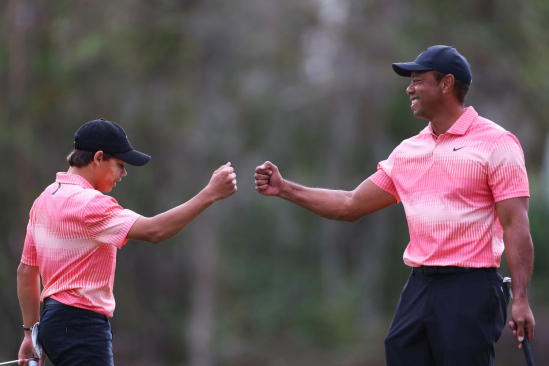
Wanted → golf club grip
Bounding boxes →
[522,335,535,366]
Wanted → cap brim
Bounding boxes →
[392,62,433,77]
[112,149,151,166]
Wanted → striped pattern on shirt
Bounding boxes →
[369,107,529,268]
[21,173,141,317]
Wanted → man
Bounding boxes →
[17,119,237,366]
[254,45,535,365]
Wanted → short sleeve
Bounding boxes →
[83,194,141,249]
[488,132,530,202]
[368,149,401,203]
[21,222,38,266]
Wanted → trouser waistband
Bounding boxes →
[44,298,66,306]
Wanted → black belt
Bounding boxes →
[413,266,489,276]
[44,298,66,306]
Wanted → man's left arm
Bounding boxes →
[496,197,535,347]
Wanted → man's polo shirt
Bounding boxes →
[369,107,529,268]
[21,173,141,317]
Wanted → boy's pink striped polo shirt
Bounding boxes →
[369,107,529,268]
[21,173,141,317]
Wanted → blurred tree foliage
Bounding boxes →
[0,0,548,365]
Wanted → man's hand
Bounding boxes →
[206,162,237,201]
[255,161,283,196]
[509,297,535,348]
[18,336,45,366]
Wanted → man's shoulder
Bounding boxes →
[468,115,524,152]
[470,115,509,137]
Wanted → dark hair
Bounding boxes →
[433,71,470,105]
[67,149,113,167]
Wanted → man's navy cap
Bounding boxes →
[392,45,472,85]
[74,119,151,166]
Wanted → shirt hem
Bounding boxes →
[44,293,114,318]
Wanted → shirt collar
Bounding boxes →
[419,106,478,136]
[56,173,95,189]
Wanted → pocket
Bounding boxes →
[89,314,109,327]
[489,272,509,342]
[38,309,68,360]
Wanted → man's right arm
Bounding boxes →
[254,161,397,222]
[127,163,237,244]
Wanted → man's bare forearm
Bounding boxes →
[504,224,534,300]
[255,162,396,221]
[278,180,356,221]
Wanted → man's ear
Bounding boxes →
[441,74,456,94]
[93,151,104,166]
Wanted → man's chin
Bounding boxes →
[412,110,429,120]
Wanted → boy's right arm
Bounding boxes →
[254,161,397,222]
[127,162,237,244]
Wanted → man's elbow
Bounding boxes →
[334,201,363,222]
[346,214,362,223]
[339,211,362,222]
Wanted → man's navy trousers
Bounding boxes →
[38,298,114,366]
[385,267,510,366]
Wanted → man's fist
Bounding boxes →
[255,161,283,196]
[207,162,237,201]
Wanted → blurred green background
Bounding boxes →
[1,0,548,365]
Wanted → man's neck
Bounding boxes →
[430,105,466,135]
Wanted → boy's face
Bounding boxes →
[95,155,127,193]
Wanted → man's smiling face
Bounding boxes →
[406,71,444,120]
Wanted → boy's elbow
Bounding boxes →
[135,217,165,244]
[148,229,165,245]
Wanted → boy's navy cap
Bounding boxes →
[392,45,472,85]
[74,119,151,166]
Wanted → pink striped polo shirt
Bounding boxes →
[21,173,141,317]
[369,107,529,268]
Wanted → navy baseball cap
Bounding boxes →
[392,45,472,85]
[74,119,151,166]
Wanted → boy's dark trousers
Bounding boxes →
[39,298,114,366]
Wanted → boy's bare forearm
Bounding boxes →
[149,188,217,242]
[17,264,41,333]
